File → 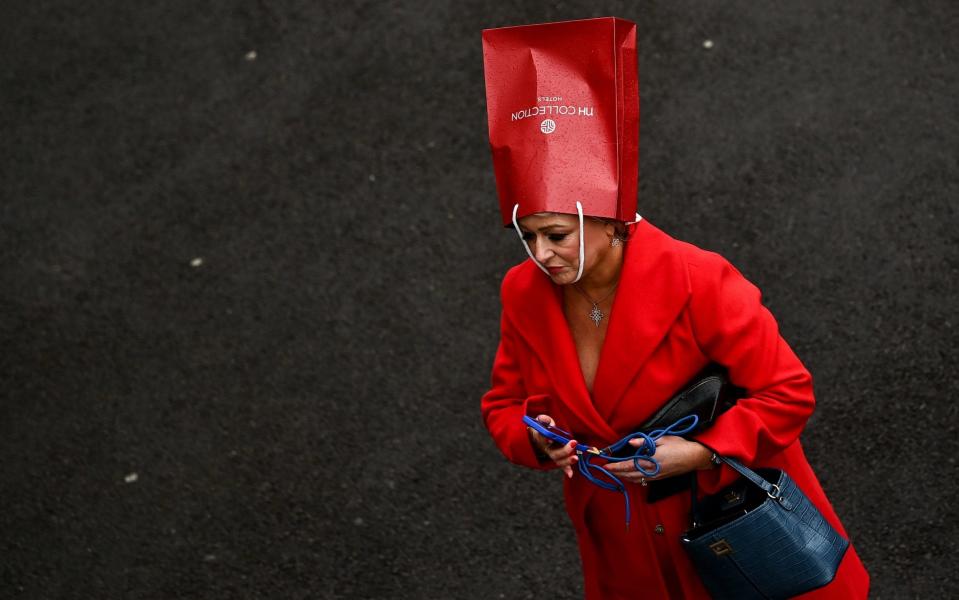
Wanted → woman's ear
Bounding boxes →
[603,221,618,241]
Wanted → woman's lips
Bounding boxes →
[547,266,565,274]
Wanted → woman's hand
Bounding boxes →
[527,414,579,478]
[602,436,713,485]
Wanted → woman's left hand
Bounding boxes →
[601,436,713,485]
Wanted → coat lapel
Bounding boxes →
[503,262,619,442]
[502,219,691,442]
[591,220,691,422]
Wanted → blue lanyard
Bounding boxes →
[574,414,700,529]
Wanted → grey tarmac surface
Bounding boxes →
[2,1,957,598]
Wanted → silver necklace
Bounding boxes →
[573,282,618,327]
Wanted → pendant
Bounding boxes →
[588,304,604,327]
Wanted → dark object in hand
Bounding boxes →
[626,363,745,502]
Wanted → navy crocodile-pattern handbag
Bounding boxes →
[681,457,849,600]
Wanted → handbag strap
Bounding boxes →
[719,457,780,497]
[690,456,792,527]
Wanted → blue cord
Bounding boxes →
[574,414,700,528]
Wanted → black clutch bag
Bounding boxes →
[620,362,744,502]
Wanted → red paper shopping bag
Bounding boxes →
[482,17,639,226]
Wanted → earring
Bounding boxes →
[610,236,623,247]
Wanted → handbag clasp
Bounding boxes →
[766,483,782,501]
[709,539,733,556]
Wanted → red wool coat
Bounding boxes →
[481,218,870,599]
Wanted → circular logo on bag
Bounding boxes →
[540,119,556,134]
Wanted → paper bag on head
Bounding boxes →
[482,17,639,227]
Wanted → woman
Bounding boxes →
[480,17,870,599]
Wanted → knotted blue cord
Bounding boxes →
[574,414,700,529]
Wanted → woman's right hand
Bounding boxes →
[527,414,579,478]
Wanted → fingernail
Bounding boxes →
[572,455,579,463]
[570,440,578,449]
[566,468,573,478]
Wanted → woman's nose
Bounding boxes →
[533,238,553,263]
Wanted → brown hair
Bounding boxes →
[587,216,629,240]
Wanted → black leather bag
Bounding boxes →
[637,362,741,435]
[619,363,743,502]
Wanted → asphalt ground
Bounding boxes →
[2,1,957,598]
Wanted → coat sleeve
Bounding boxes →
[480,308,556,471]
[687,252,816,490]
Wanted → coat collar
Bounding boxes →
[502,219,691,442]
